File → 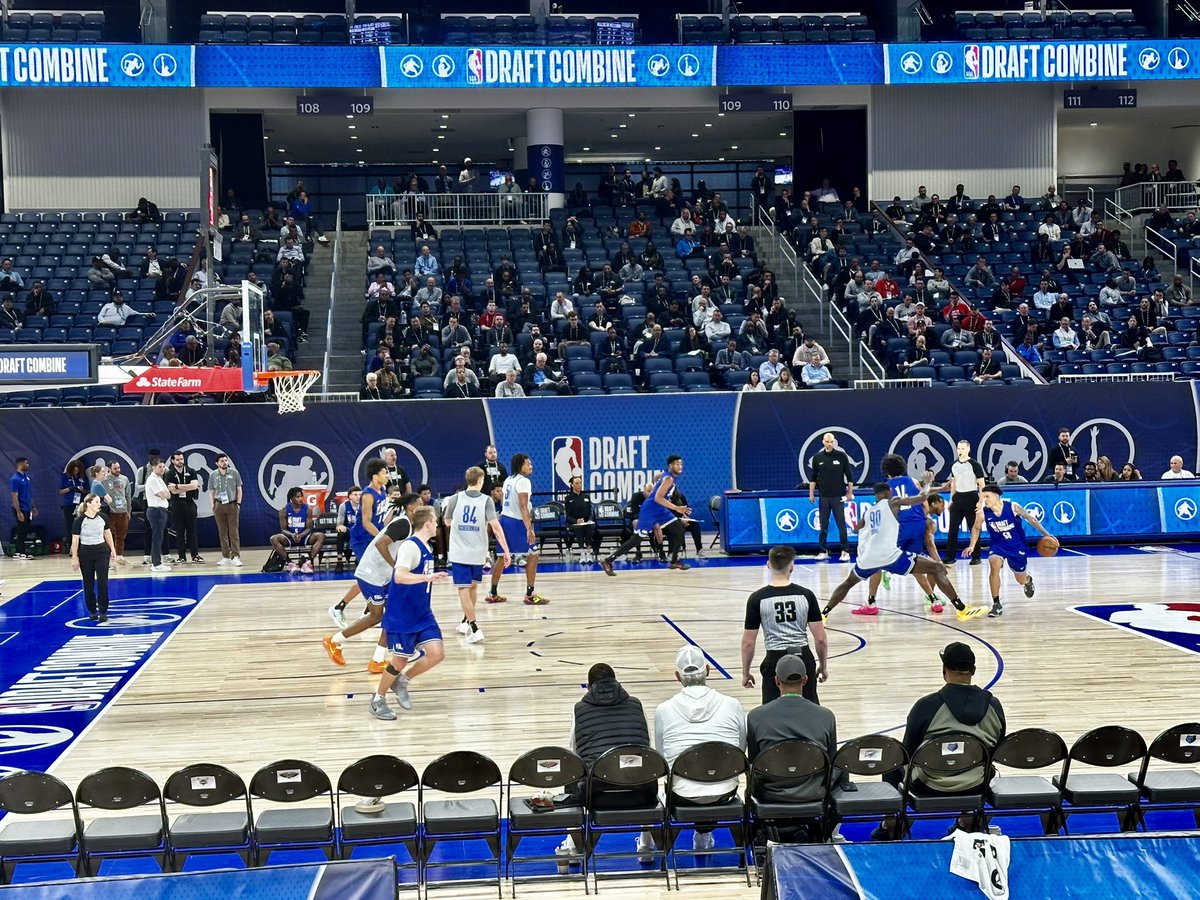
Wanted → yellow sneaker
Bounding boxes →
[322,636,345,667]
[955,605,987,621]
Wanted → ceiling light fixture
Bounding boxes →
[628,112,636,117]
[654,145,661,150]
[441,114,450,119]
[704,123,713,127]
[582,146,591,151]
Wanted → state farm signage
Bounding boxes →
[123,366,245,393]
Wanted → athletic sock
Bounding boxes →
[469,621,478,632]
[334,601,347,611]
[925,594,937,603]
[526,584,535,596]
[331,631,345,644]
[992,596,1002,606]
[951,598,966,610]
[867,596,876,605]
[374,692,386,702]
[461,616,467,623]
[371,645,387,663]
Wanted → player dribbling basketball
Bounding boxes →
[963,485,1055,618]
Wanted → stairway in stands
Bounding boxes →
[325,229,370,394]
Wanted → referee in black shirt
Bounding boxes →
[808,433,855,561]
[945,439,986,564]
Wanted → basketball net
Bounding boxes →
[255,370,320,414]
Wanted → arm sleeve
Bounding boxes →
[902,694,941,758]
[337,502,347,527]
[743,594,762,630]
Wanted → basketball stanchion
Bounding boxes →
[254,369,321,414]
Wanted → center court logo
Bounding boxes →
[1073,602,1200,656]
[258,441,333,510]
[352,439,429,491]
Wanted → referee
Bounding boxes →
[945,439,986,564]
[741,545,828,705]
[808,432,855,561]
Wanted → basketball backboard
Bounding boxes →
[240,279,266,392]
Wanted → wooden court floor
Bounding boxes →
[3,546,1199,897]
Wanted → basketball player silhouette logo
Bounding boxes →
[258,442,334,511]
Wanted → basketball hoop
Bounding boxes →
[255,369,321,414]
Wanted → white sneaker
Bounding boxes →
[692,831,716,852]
[116,556,128,566]
[231,556,244,567]
[318,234,330,243]
[815,551,829,561]
[466,628,486,644]
[354,796,386,814]
[456,621,471,635]
[839,551,851,562]
[217,557,231,566]
[636,831,657,864]
[328,604,348,630]
[142,555,151,565]
[151,564,172,573]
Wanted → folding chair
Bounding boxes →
[163,763,253,870]
[586,745,669,890]
[531,501,567,557]
[248,759,336,864]
[1053,726,1146,833]
[708,495,722,548]
[829,734,907,835]
[0,771,81,884]
[986,728,1066,835]
[747,740,828,876]
[667,741,750,888]
[76,766,169,876]
[337,755,419,877]
[1130,722,1200,830]
[505,746,587,894]
[901,734,990,837]
[421,750,503,895]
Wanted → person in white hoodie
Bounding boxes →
[652,645,747,853]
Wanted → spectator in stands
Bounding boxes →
[758,349,784,388]
[996,462,1027,486]
[1052,317,1080,351]
[792,334,829,370]
[1015,333,1042,366]
[1117,315,1154,359]
[0,260,28,292]
[980,212,1005,244]
[441,315,471,352]
[872,307,905,357]
[972,347,1003,383]
[1078,315,1110,351]
[748,165,773,217]
[1038,214,1061,242]
[368,345,391,374]
[912,223,941,257]
[739,312,769,355]
[1043,463,1076,485]
[0,293,21,329]
[1079,461,1102,483]
[24,281,54,317]
[599,326,627,374]
[675,228,699,260]
[265,341,292,372]
[457,157,478,192]
[856,295,884,341]
[704,308,733,346]
[549,291,574,322]
[942,184,970,214]
[670,207,696,239]
[367,246,396,276]
[639,241,665,272]
[910,185,931,210]
[799,358,831,387]
[443,356,479,398]
[218,293,242,333]
[940,319,973,351]
[883,196,906,223]
[496,174,522,223]
[1135,296,1167,337]
[414,245,439,278]
[525,352,568,394]
[1038,185,1059,211]
[414,277,442,309]
[1095,456,1118,482]
[1148,205,1175,232]
[971,318,1000,352]
[410,213,437,242]
[128,197,161,223]
[1120,463,1143,481]
[1162,456,1196,479]
[964,256,995,290]
[1043,292,1071,324]
[1168,274,1193,307]
[941,293,970,322]
[1091,243,1120,272]
[277,236,304,267]
[410,344,437,379]
[919,194,946,227]
[492,367,524,398]
[566,182,587,208]
[96,290,150,326]
[739,369,764,392]
[906,302,932,339]
[360,371,384,401]
[87,256,115,291]
[893,237,919,279]
[487,343,521,386]
[1180,212,1200,240]
[714,338,747,376]
[1003,185,1025,210]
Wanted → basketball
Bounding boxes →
[1037,535,1060,557]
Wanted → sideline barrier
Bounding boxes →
[764,834,1200,900]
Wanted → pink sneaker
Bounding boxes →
[286,561,299,574]
[300,560,314,574]
[852,604,880,616]
[928,600,945,614]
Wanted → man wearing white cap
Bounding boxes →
[652,645,747,852]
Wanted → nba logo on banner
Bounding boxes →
[963,44,981,79]
[466,48,484,85]
[550,436,584,492]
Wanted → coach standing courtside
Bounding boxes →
[208,453,244,568]
[809,433,855,561]
[166,450,203,564]
[945,439,985,565]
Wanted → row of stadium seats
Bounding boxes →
[2,11,105,43]
[198,13,349,45]
[443,15,638,47]
[693,13,876,44]
[950,10,1148,41]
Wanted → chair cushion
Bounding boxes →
[0,818,77,855]
[422,798,498,836]
[987,775,1060,809]
[255,807,333,844]
[170,811,249,848]
[748,797,821,820]
[591,802,665,827]
[340,801,417,841]
[507,796,584,831]
[1053,772,1140,806]
[671,799,745,823]
[1129,769,1200,803]
[908,791,984,813]
[831,782,902,816]
[82,814,164,851]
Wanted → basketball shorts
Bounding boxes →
[350,535,371,561]
[388,622,444,659]
[898,520,927,556]
[991,547,1028,573]
[357,577,388,606]
[450,562,484,586]
[500,516,538,555]
[853,551,917,581]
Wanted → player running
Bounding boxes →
[487,454,548,605]
[963,485,1054,619]
[369,506,449,720]
[444,466,512,643]
[329,460,390,630]
[601,455,690,574]
[823,483,983,621]
[323,492,421,671]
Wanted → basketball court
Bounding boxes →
[1,542,1198,894]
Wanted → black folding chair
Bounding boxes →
[421,750,503,896]
[1129,723,1200,830]
[163,763,253,870]
[986,728,1067,835]
[594,499,625,553]
[337,755,419,877]
[829,734,908,832]
[901,734,990,837]
[585,745,669,890]
[0,771,81,884]
[248,759,336,865]
[532,501,567,556]
[505,746,587,895]
[708,495,722,548]
[1053,726,1146,833]
[668,741,750,888]
[76,766,169,876]
[746,739,828,878]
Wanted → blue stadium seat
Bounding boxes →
[603,372,634,394]
[573,372,603,395]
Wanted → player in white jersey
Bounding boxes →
[823,483,983,620]
[443,466,512,643]
[322,492,421,670]
[488,453,549,605]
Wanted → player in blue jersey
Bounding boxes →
[270,487,325,574]
[963,485,1054,618]
[329,460,391,631]
[369,506,449,720]
[601,455,690,574]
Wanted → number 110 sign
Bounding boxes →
[718,93,793,113]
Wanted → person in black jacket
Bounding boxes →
[563,475,601,562]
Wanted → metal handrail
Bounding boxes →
[366,191,551,228]
[1114,181,1200,215]
[853,377,931,389]
[1144,225,1177,278]
[1190,255,1200,299]
[321,199,341,396]
[857,341,885,383]
[1057,372,1175,384]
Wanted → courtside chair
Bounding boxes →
[336,755,419,879]
[505,746,587,895]
[248,759,336,865]
[420,750,504,896]
[747,739,829,854]
[1129,722,1200,830]
[985,728,1067,835]
[75,766,169,876]
[163,763,253,870]
[1052,726,1146,833]
[829,734,907,837]
[708,495,722,548]
[901,734,990,837]
[668,741,750,888]
[0,771,81,884]
[585,745,670,890]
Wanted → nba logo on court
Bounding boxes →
[1071,602,1200,656]
[466,48,484,85]
[963,44,981,79]
[551,436,584,492]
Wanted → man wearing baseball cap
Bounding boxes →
[873,641,1006,840]
[652,645,747,854]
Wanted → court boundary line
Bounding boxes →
[660,613,731,679]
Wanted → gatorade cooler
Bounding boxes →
[332,490,349,513]
[300,484,330,512]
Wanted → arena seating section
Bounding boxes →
[949,10,1149,42]
[683,14,875,44]
[1,11,106,43]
